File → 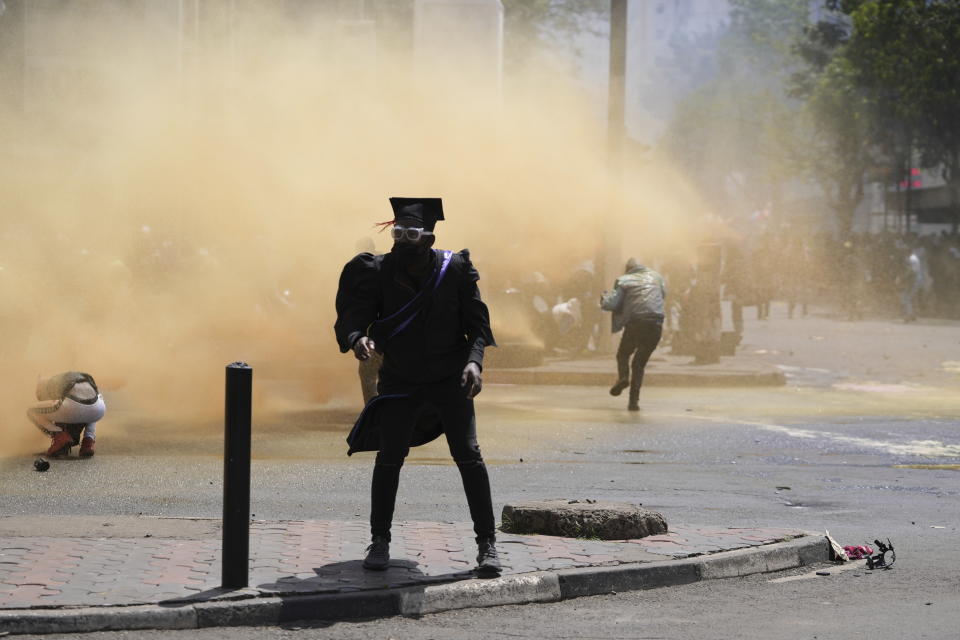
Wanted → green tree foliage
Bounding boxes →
[663,0,960,234]
[789,6,875,236]
[840,0,960,226]
[789,0,960,230]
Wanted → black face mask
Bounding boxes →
[392,242,429,266]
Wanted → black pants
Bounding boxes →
[370,391,495,542]
[616,320,663,404]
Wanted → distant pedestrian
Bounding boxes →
[684,244,723,364]
[784,237,811,319]
[28,372,105,458]
[840,238,867,320]
[752,236,775,320]
[601,258,666,411]
[901,249,925,322]
[335,197,500,577]
[354,237,383,405]
[721,242,748,338]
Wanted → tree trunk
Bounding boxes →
[832,169,863,237]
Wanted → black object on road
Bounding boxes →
[867,539,895,570]
[33,458,50,472]
[222,361,252,589]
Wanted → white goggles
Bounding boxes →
[391,226,433,242]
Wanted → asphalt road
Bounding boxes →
[5,305,960,638]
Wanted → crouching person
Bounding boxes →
[28,372,105,458]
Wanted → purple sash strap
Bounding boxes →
[371,250,453,343]
[387,250,453,339]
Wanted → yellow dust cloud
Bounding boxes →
[0,4,711,455]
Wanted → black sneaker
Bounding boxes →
[476,537,501,577]
[609,379,629,397]
[363,536,390,571]
[627,401,640,411]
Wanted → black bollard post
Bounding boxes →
[222,361,252,589]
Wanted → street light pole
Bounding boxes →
[608,0,627,177]
[598,0,628,352]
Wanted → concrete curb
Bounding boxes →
[0,604,197,636]
[0,535,827,635]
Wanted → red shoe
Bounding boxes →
[79,437,95,458]
[46,431,74,457]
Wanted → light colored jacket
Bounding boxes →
[600,266,666,333]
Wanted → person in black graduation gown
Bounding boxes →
[334,197,501,576]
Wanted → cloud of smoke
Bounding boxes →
[0,3,712,455]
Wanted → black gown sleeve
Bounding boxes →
[334,252,381,353]
[456,249,496,369]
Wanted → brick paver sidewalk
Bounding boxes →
[0,520,804,610]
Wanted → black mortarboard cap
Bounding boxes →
[389,197,444,231]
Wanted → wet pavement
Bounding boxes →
[485,352,786,387]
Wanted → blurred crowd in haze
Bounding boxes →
[722,230,960,325]
[5,222,957,366]
[495,228,960,358]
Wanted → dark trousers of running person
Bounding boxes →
[616,320,663,405]
[370,393,495,541]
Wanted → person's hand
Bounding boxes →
[353,336,376,361]
[461,362,482,399]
